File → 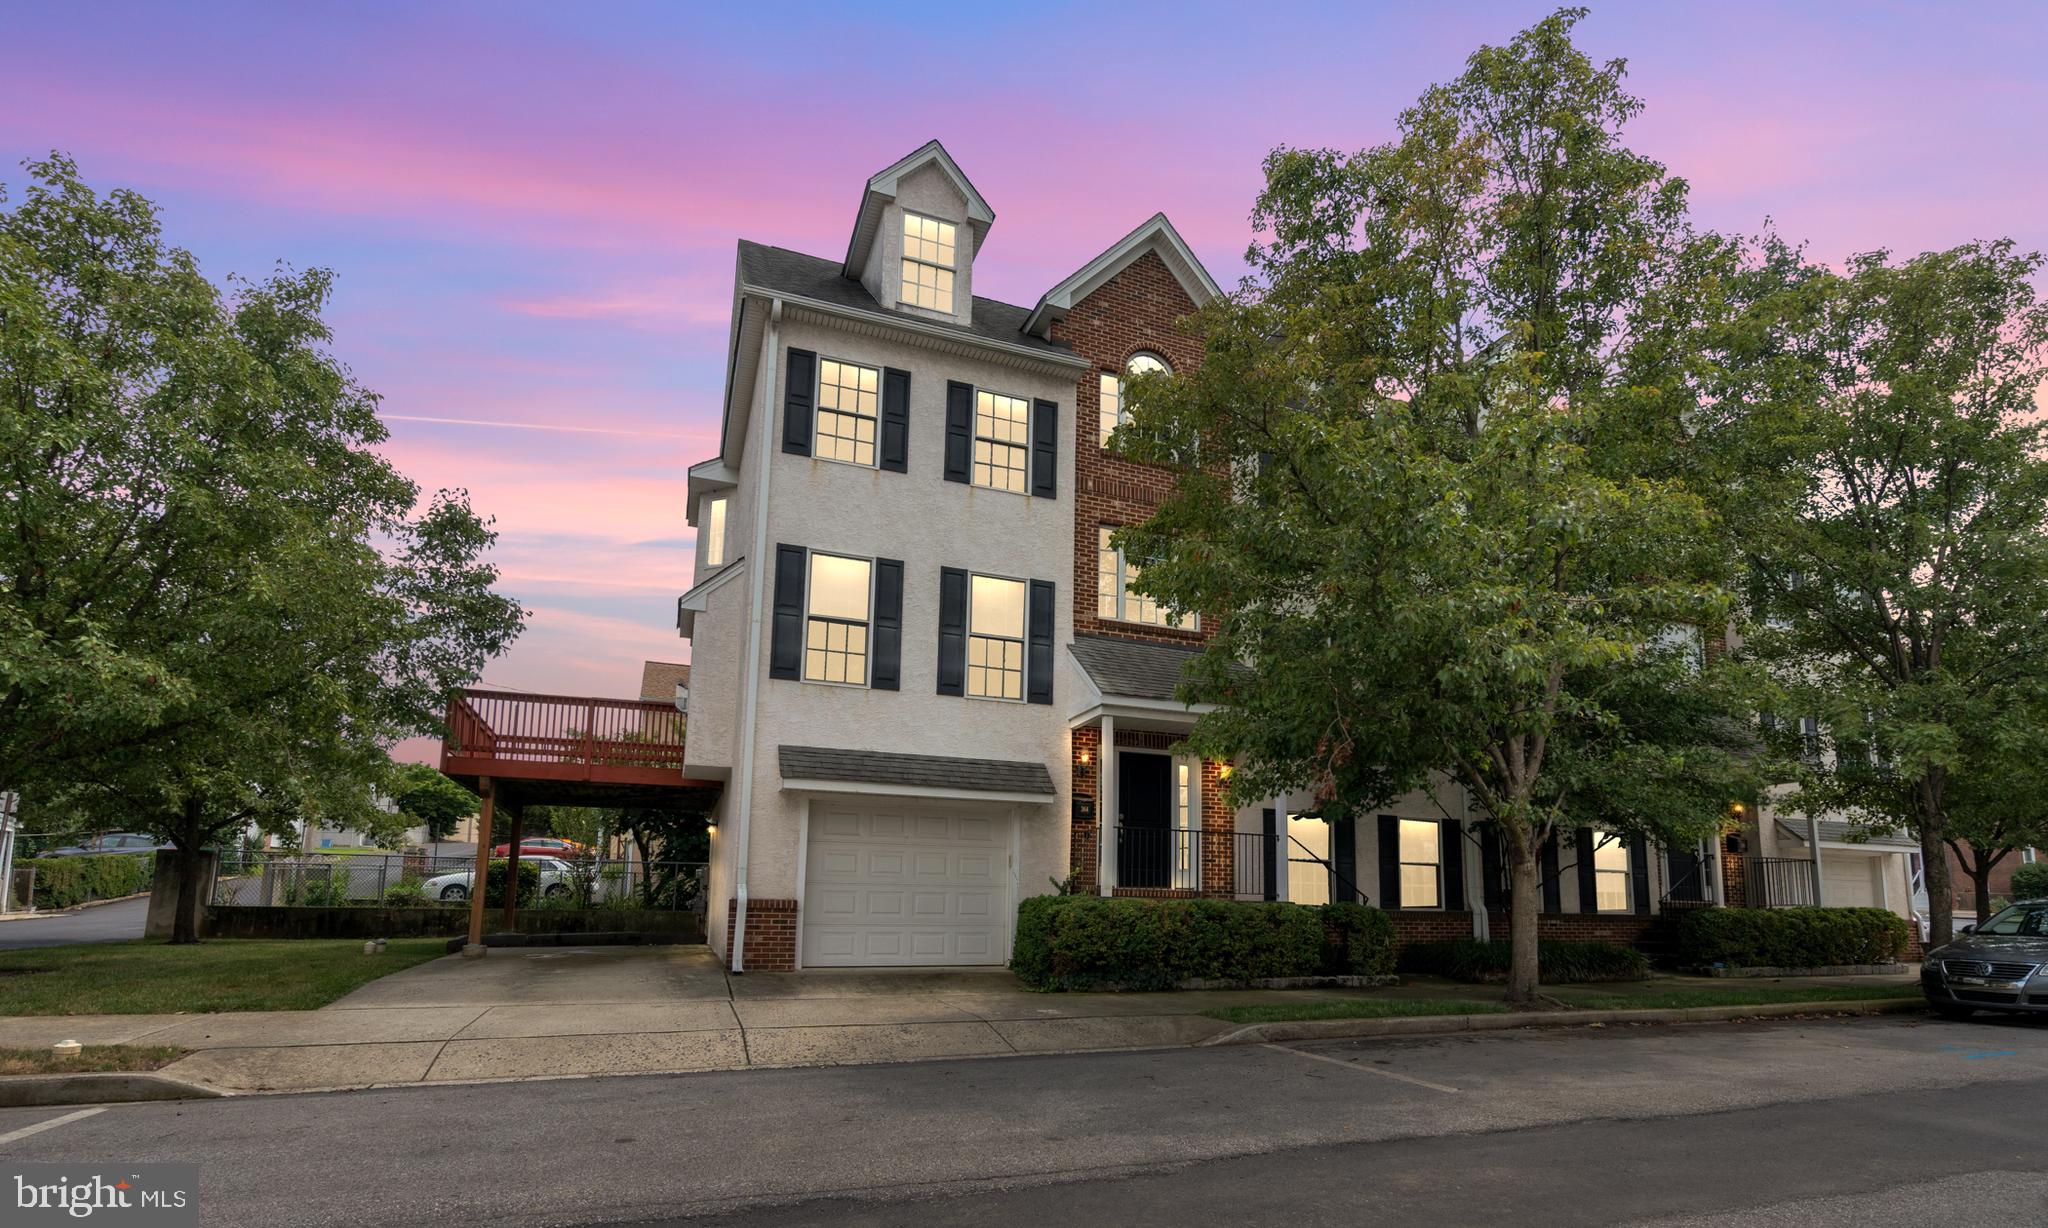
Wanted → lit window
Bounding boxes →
[703,495,727,568]
[1399,819,1441,908]
[900,212,956,313]
[1287,813,1330,905]
[803,552,871,685]
[973,390,1030,493]
[966,574,1026,701]
[815,359,879,467]
[1593,835,1630,912]
[1173,761,1197,888]
[1099,352,1169,446]
[1097,526,1193,628]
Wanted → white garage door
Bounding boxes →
[1823,856,1880,907]
[803,805,1010,967]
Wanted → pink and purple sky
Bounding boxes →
[5,1,2044,702]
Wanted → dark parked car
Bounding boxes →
[42,832,173,857]
[1920,899,2048,1019]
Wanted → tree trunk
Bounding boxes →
[169,798,206,945]
[1506,844,1542,1009]
[1920,822,1953,949]
[1971,859,1995,926]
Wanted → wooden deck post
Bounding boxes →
[500,799,524,932]
[463,777,495,957]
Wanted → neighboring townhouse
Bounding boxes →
[677,140,1900,973]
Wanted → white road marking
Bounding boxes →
[1263,1043,1461,1093]
[0,1107,106,1147]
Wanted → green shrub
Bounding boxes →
[382,879,428,906]
[22,855,154,910]
[481,860,540,908]
[1321,902,1398,976]
[1675,906,1909,968]
[1010,896,1393,991]
[1397,938,1650,983]
[2009,862,2048,902]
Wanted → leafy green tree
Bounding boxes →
[1740,242,2048,948]
[390,761,476,843]
[1,156,524,940]
[1117,9,1761,1006]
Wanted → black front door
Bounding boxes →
[1117,753,1173,888]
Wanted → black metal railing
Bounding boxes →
[1661,860,1716,907]
[1111,827,1370,904]
[1745,856,1819,908]
[1115,826,1205,891]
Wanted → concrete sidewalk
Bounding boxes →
[0,945,1923,1096]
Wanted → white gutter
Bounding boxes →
[727,297,782,972]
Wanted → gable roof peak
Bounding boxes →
[842,139,996,277]
[1024,212,1222,338]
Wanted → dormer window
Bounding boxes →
[1099,352,1171,446]
[900,212,957,313]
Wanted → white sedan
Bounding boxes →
[422,856,578,902]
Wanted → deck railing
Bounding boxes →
[1745,856,1820,908]
[443,688,685,774]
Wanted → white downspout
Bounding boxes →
[728,297,782,972]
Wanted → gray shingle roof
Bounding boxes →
[737,241,1076,360]
[1069,634,1212,702]
[779,745,1056,796]
[1775,818,1920,850]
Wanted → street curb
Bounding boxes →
[0,1071,226,1108]
[1197,996,1928,1047]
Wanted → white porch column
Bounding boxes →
[1098,715,1117,895]
[1273,792,1290,902]
[1806,812,1827,906]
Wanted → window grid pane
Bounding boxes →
[1098,372,1122,445]
[804,617,868,685]
[1593,837,1630,911]
[902,213,956,267]
[1097,525,1189,628]
[966,633,1023,700]
[1399,819,1442,909]
[900,259,955,313]
[815,359,879,466]
[973,390,1030,492]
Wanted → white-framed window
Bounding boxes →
[900,212,957,313]
[815,358,879,467]
[702,495,728,568]
[803,552,872,686]
[1098,351,1170,446]
[966,573,1026,701]
[973,390,1030,493]
[1399,818,1442,909]
[1287,812,1330,906]
[1097,526,1194,629]
[1592,834,1631,912]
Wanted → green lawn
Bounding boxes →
[1202,979,1921,1025]
[0,1044,189,1075]
[0,939,449,1015]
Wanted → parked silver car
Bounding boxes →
[421,856,577,902]
[1920,899,2048,1019]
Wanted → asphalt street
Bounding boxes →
[0,895,148,949]
[2,1013,2044,1227]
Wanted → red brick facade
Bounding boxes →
[725,897,797,972]
[1069,721,1237,899]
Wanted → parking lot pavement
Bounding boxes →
[0,896,148,949]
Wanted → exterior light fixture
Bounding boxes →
[1218,764,1234,781]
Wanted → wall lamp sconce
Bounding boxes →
[705,822,719,838]
[1218,764,1234,782]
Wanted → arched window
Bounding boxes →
[1098,351,1171,446]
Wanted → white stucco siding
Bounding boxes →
[731,316,1076,903]
[858,162,975,329]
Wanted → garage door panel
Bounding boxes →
[803,807,1012,967]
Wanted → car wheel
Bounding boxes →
[440,884,468,901]
[1931,1003,1975,1021]
[544,883,570,899]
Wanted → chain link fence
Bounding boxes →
[211,851,707,912]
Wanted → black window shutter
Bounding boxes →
[1026,579,1054,705]
[1630,838,1652,916]
[1333,816,1357,904]
[943,382,973,483]
[1031,398,1058,498]
[782,349,815,457]
[871,558,903,691]
[1377,814,1401,909]
[936,567,967,695]
[1576,827,1599,914]
[1481,828,1504,909]
[1261,809,1278,901]
[769,544,806,680]
[1441,820,1465,911]
[1541,833,1561,913]
[880,368,911,473]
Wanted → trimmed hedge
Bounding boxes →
[1675,906,1909,968]
[21,855,154,910]
[2009,862,2048,902]
[1011,896,1396,991]
[1398,938,1650,984]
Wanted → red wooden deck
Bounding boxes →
[439,688,721,803]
